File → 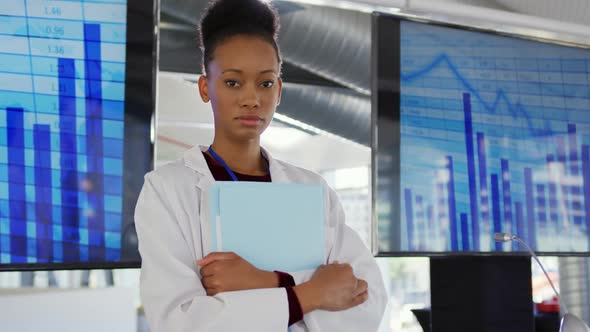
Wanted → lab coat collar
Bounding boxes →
[183,145,288,188]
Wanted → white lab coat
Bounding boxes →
[135,145,387,332]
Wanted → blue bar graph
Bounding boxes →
[501,159,515,250]
[524,168,537,249]
[583,145,590,245]
[536,184,547,226]
[446,156,459,251]
[546,155,559,229]
[490,174,502,251]
[569,125,584,225]
[463,93,479,250]
[436,183,446,230]
[0,1,128,264]
[569,125,580,176]
[426,205,434,239]
[556,136,571,228]
[7,108,26,263]
[476,132,489,246]
[515,202,525,249]
[395,20,590,252]
[415,195,424,249]
[34,125,53,262]
[58,57,80,262]
[404,189,414,250]
[557,137,567,166]
[401,99,590,252]
[84,23,106,261]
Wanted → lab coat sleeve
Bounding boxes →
[288,187,388,332]
[136,172,290,332]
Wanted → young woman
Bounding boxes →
[135,0,387,331]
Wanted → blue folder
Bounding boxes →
[208,182,325,272]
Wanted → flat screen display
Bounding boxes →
[373,14,590,254]
[0,0,154,270]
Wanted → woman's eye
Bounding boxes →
[225,80,240,88]
[261,80,274,88]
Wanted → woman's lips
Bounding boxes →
[236,115,263,127]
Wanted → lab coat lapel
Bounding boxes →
[183,146,216,255]
[261,147,289,183]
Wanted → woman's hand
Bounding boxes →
[197,252,278,296]
[294,263,368,313]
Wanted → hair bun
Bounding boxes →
[200,0,279,46]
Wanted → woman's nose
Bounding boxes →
[239,84,260,109]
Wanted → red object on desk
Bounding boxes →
[535,296,560,313]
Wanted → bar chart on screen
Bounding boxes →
[0,1,127,264]
[398,20,590,253]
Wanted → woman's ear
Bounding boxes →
[276,77,283,106]
[198,75,210,103]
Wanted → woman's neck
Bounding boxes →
[209,137,267,176]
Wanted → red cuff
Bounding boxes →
[274,270,295,287]
[285,286,304,326]
[274,271,302,325]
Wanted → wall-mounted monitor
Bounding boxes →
[372,13,590,255]
[0,0,155,270]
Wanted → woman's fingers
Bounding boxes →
[197,252,239,267]
[202,276,220,295]
[351,289,369,307]
[201,275,217,288]
[205,287,219,296]
[354,279,368,297]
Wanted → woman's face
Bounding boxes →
[198,34,282,142]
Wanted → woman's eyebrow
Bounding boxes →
[221,69,277,74]
[222,69,242,74]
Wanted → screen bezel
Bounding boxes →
[371,12,590,257]
[0,0,158,271]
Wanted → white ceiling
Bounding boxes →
[327,0,590,26]
[476,0,590,26]
[295,0,590,44]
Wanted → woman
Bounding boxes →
[135,0,387,331]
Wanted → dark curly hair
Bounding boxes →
[199,0,282,75]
